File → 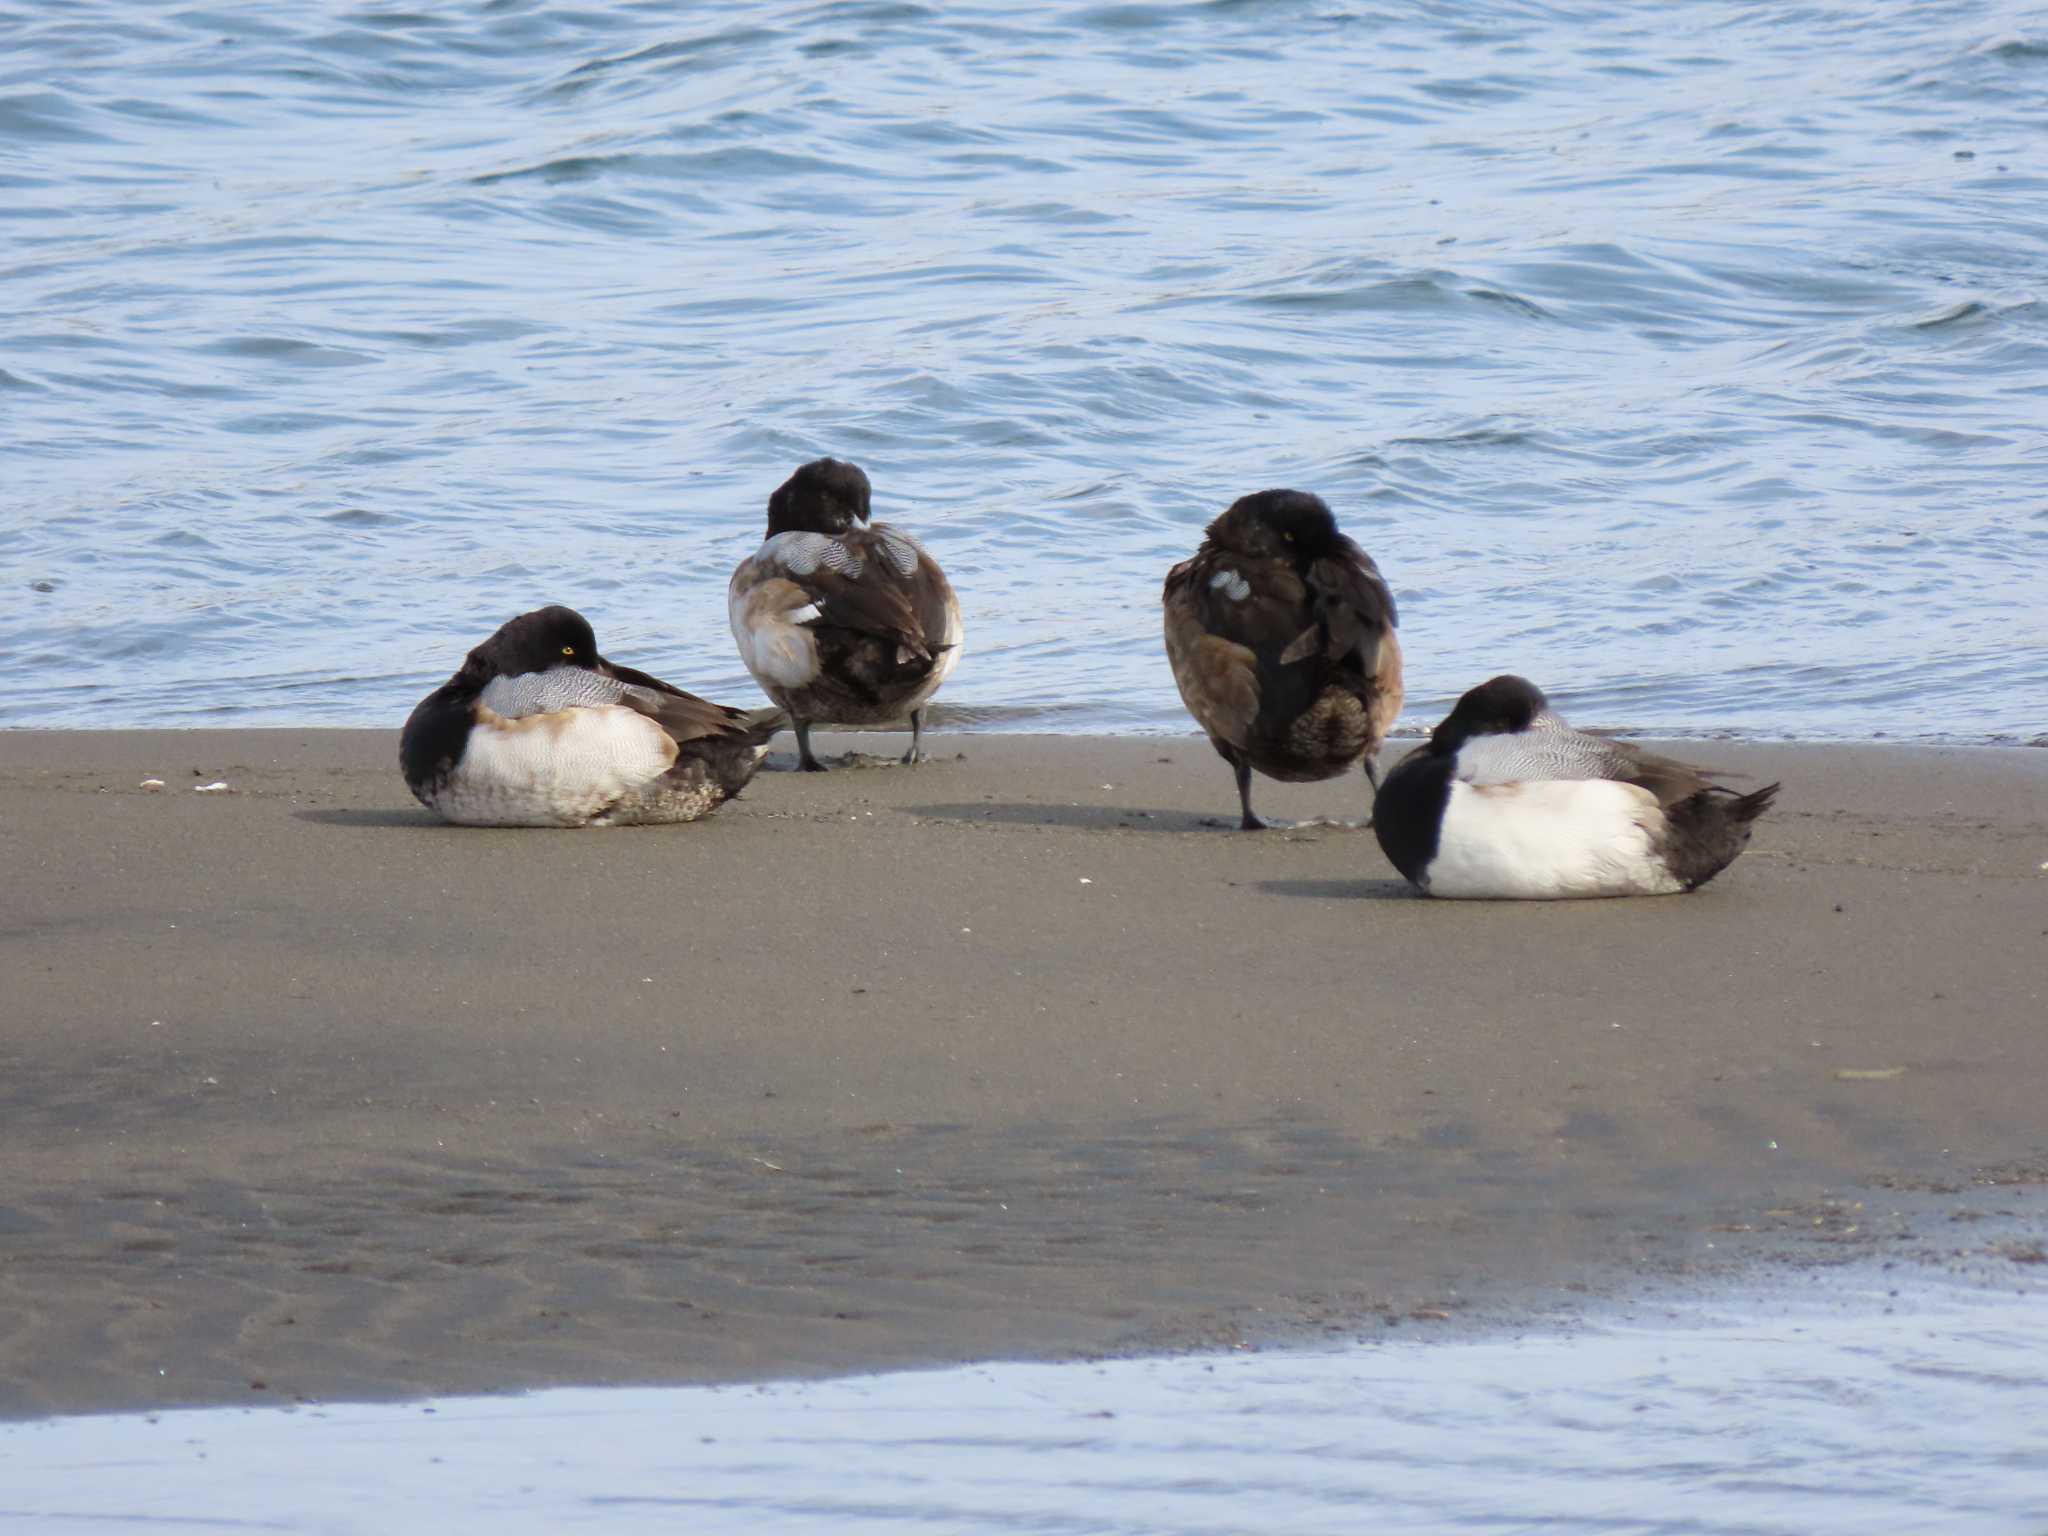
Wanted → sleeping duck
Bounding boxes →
[1162,489,1403,829]
[1372,675,1779,898]
[728,458,963,771]
[400,605,782,826]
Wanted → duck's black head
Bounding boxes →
[456,605,603,688]
[767,458,873,537]
[1429,674,1549,754]
[1205,489,1341,567]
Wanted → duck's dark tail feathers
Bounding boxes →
[1722,781,1780,824]
[1665,781,1780,892]
[738,706,789,745]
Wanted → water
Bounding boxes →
[5,1270,2046,1534]
[2,2,2045,737]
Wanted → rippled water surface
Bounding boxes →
[2,1,2044,736]
[6,1275,2048,1534]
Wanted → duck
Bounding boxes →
[1162,489,1403,829]
[400,605,782,826]
[1371,674,1780,898]
[728,457,963,771]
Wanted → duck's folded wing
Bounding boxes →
[752,530,930,657]
[606,662,756,746]
[1173,553,1314,659]
[1454,721,1715,802]
[478,667,626,718]
[1162,558,1283,747]
[873,523,961,654]
[1300,540,1397,673]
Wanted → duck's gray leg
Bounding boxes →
[1232,751,1266,831]
[901,708,924,767]
[795,719,827,773]
[1363,752,1381,827]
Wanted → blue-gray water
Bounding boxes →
[5,1269,2047,1534]
[2,1,2044,736]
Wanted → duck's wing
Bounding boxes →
[604,661,769,747]
[746,529,931,658]
[478,661,764,750]
[1288,537,1398,678]
[1162,549,1309,747]
[477,666,628,717]
[869,521,961,657]
[1453,713,1717,804]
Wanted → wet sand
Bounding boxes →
[1,730,2043,1418]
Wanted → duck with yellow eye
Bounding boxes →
[400,605,783,826]
[1162,489,1403,829]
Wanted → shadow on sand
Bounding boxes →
[1255,877,1415,901]
[293,807,444,829]
[905,802,1222,834]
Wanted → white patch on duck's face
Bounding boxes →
[1424,779,1684,899]
[727,577,822,693]
[1208,568,1252,602]
[425,704,679,827]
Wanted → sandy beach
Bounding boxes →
[1,730,2043,1418]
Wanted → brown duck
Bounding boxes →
[1163,489,1403,829]
[728,458,963,771]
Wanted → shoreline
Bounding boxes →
[2,731,2043,1418]
[10,716,2044,750]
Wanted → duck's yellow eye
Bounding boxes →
[561,645,576,656]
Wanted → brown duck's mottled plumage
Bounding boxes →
[1162,489,1402,829]
[729,458,963,770]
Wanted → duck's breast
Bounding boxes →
[1426,779,1683,899]
[435,704,678,826]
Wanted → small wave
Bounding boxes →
[548,25,781,98]
[1388,423,1537,449]
[320,508,408,529]
[203,336,379,367]
[1250,273,1458,314]
[0,90,115,145]
[1464,287,1551,319]
[1074,5,1180,31]
[473,145,863,188]
[471,153,628,186]
[1912,299,1990,328]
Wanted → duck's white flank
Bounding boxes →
[1424,779,1684,900]
[925,601,964,686]
[430,704,677,827]
[728,576,822,691]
